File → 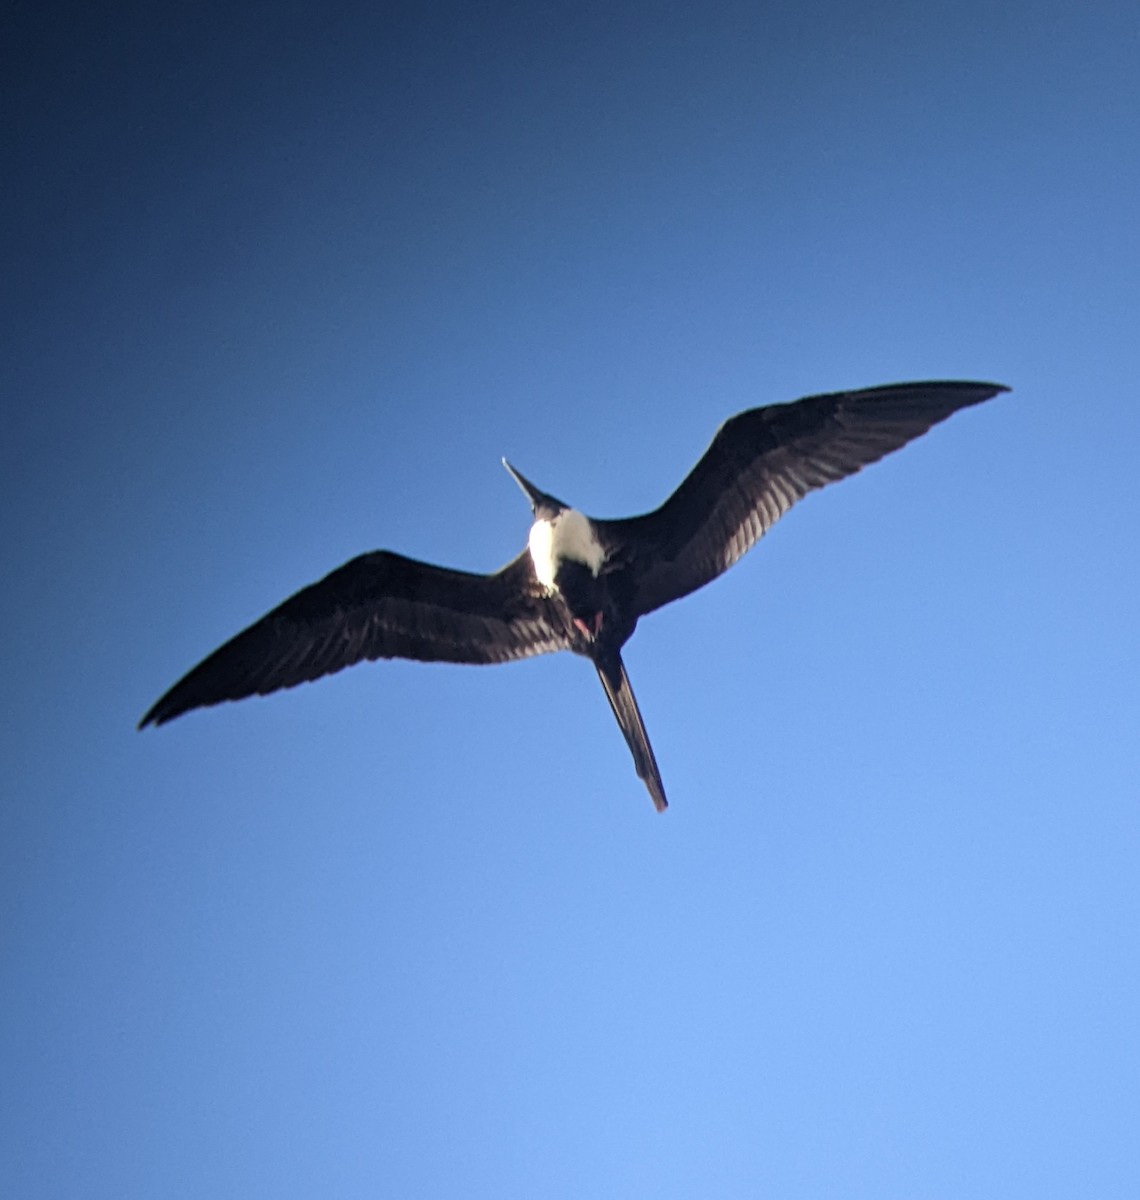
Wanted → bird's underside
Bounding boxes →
[140,379,1007,810]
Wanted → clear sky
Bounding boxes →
[4,2,1139,1196]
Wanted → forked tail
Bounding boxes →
[595,654,668,812]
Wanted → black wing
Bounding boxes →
[139,549,570,727]
[597,380,1007,616]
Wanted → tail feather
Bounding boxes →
[596,655,668,812]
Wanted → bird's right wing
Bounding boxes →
[597,380,1007,616]
[139,549,571,727]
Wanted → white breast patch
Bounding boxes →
[528,509,605,589]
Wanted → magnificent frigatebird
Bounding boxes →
[139,379,1006,810]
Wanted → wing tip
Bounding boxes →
[831,379,1010,424]
[137,699,175,730]
[864,379,1010,403]
[964,380,1010,402]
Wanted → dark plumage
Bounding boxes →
[140,379,1007,810]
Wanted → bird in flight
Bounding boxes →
[140,379,1006,811]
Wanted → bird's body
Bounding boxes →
[140,380,1007,810]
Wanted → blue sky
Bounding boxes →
[4,2,1139,1196]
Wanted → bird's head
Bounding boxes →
[501,459,566,522]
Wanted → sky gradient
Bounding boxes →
[4,2,1139,1196]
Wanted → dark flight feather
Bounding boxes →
[138,550,569,728]
[597,381,1007,616]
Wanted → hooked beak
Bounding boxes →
[501,458,547,513]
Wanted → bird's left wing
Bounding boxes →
[595,380,1007,617]
[139,549,570,727]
